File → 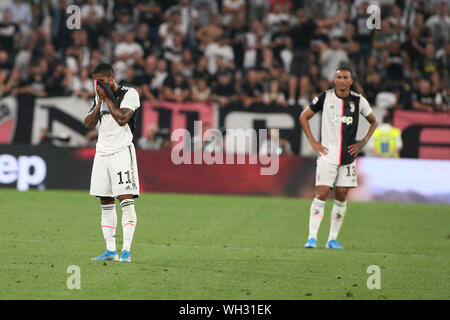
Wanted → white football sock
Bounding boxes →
[101,204,117,252]
[121,199,137,252]
[328,200,347,242]
[308,198,325,240]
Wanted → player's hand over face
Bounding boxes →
[312,141,328,156]
[348,141,363,156]
[96,85,108,101]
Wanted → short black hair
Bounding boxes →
[336,63,356,80]
[92,63,114,77]
[336,65,354,78]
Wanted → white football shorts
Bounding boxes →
[90,144,140,198]
[315,157,358,188]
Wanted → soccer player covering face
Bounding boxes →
[299,67,378,249]
[84,63,141,262]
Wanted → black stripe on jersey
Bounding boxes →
[339,92,361,165]
[309,92,326,113]
[116,86,137,133]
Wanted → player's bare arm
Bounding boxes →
[84,98,103,130]
[96,84,135,126]
[348,112,378,156]
[299,107,329,155]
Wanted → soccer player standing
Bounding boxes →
[299,67,378,249]
[84,63,140,262]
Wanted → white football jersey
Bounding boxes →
[88,86,140,156]
[309,89,373,165]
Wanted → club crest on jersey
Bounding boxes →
[349,101,355,113]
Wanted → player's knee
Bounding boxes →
[118,194,134,202]
[335,189,349,202]
[100,197,115,205]
[315,187,330,201]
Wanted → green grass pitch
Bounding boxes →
[0,189,449,300]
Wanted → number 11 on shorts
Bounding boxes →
[117,171,131,184]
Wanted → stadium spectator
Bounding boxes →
[287,8,345,107]
[114,31,145,67]
[195,13,224,50]
[228,12,247,71]
[112,8,135,43]
[152,58,169,92]
[425,2,450,50]
[138,55,158,102]
[269,20,291,72]
[138,124,164,150]
[119,66,138,88]
[0,50,15,98]
[212,71,237,107]
[363,71,384,106]
[204,34,234,75]
[160,71,191,102]
[192,55,211,82]
[243,20,271,71]
[162,31,185,65]
[381,38,409,91]
[46,64,67,97]
[81,0,105,25]
[394,77,418,111]
[136,1,163,45]
[320,37,350,83]
[84,10,106,51]
[418,43,440,81]
[248,0,270,24]
[341,23,359,62]
[352,2,374,72]
[0,9,19,52]
[192,0,218,27]
[411,78,443,112]
[12,63,46,98]
[221,0,246,27]
[265,2,290,35]
[192,76,212,102]
[241,70,264,107]
[5,0,33,27]
[165,0,200,43]
[49,0,72,52]
[368,111,403,158]
[69,67,95,101]
[389,5,406,43]
[401,26,426,68]
[263,78,288,107]
[158,9,184,48]
[372,19,395,62]
[135,23,154,59]
[113,0,135,21]
[413,12,433,43]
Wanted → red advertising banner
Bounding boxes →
[135,150,315,197]
[141,100,215,135]
[393,110,450,160]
